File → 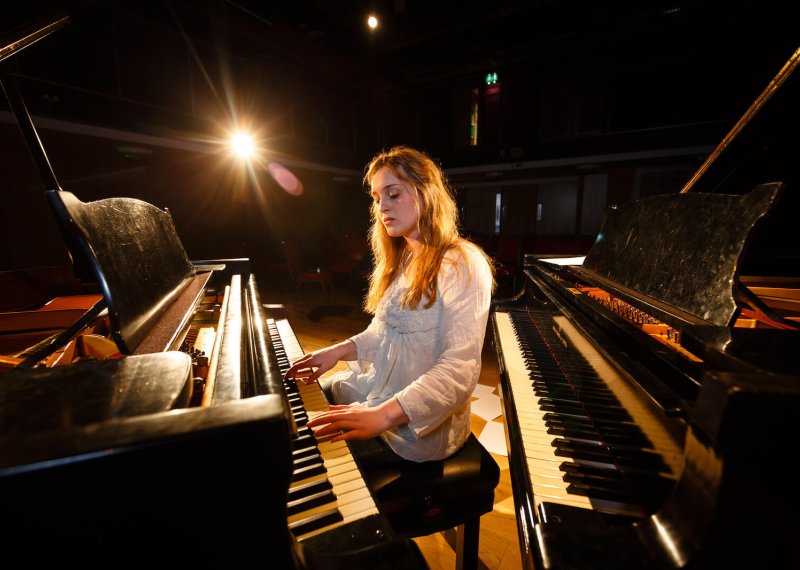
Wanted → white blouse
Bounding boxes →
[329,243,493,462]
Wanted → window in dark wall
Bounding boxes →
[537,181,579,237]
[580,174,608,237]
[502,76,539,148]
[606,167,638,206]
[540,68,576,140]
[458,186,498,237]
[501,185,540,236]
[608,55,699,132]
[634,165,695,200]
[469,87,479,147]
[481,82,503,147]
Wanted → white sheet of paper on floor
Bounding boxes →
[471,393,502,422]
[471,383,496,399]
[477,420,508,457]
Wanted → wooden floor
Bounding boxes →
[263,281,522,570]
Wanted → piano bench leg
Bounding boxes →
[455,517,481,570]
[356,434,500,570]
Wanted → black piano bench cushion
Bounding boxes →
[362,434,500,538]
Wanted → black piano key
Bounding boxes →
[293,428,315,442]
[289,479,333,502]
[543,412,640,435]
[562,470,629,490]
[547,423,651,448]
[557,434,653,453]
[538,399,633,422]
[553,439,669,472]
[293,452,322,467]
[288,508,344,537]
[560,461,624,480]
[295,426,315,439]
[286,489,338,517]
[561,463,676,512]
[531,379,619,401]
[565,481,637,503]
[292,443,318,458]
[554,441,615,464]
[562,464,673,490]
[533,382,616,398]
[535,391,623,408]
[292,461,326,482]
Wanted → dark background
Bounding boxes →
[1,0,798,286]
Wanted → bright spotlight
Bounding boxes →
[367,15,378,29]
[230,132,255,159]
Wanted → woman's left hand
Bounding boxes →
[307,398,409,441]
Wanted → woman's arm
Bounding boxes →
[284,339,357,383]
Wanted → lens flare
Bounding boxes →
[268,162,303,195]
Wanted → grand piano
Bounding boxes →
[491,47,800,568]
[0,15,425,569]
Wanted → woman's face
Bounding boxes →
[370,166,420,242]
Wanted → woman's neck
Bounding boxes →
[404,236,422,259]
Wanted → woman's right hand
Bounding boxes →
[284,341,355,384]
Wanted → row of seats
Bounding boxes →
[260,232,596,307]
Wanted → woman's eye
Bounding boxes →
[387,193,398,200]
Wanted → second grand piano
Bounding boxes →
[492,48,800,568]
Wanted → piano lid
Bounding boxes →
[576,183,781,328]
[1,15,198,356]
[46,190,196,354]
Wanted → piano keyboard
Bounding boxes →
[494,309,683,517]
[267,317,381,541]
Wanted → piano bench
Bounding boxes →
[363,434,500,570]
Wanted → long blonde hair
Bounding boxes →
[363,146,494,312]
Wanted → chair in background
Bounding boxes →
[493,235,522,295]
[281,237,334,308]
[327,233,371,291]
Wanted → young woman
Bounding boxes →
[286,146,494,462]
